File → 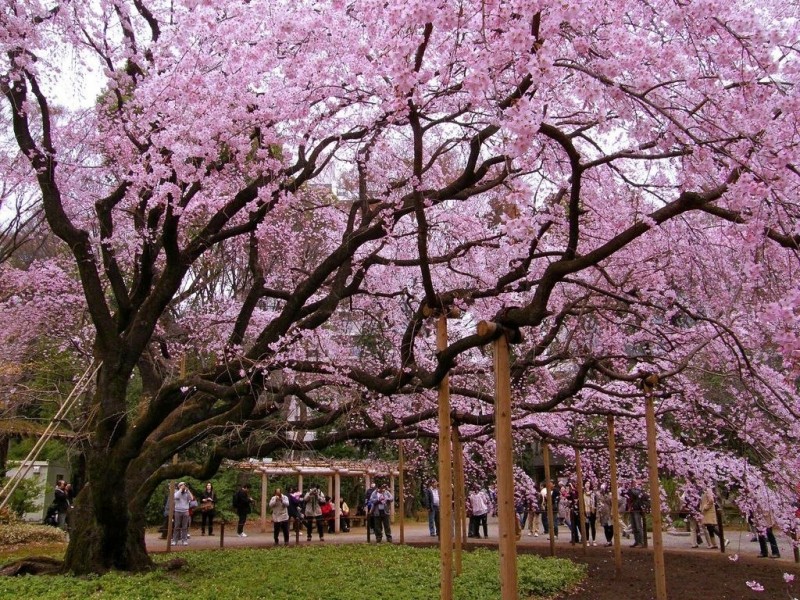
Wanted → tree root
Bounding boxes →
[0,556,64,576]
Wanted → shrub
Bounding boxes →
[0,476,43,519]
[0,521,66,546]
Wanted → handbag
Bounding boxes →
[200,500,214,512]
[189,499,198,509]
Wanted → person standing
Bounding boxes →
[468,486,489,539]
[583,480,598,546]
[526,484,541,537]
[287,486,303,539]
[541,479,560,538]
[597,483,614,546]
[233,483,254,537]
[370,482,393,542]
[53,480,70,531]
[269,487,290,545]
[626,480,648,548]
[424,479,440,537]
[700,487,727,549]
[755,504,781,559]
[515,494,527,534]
[680,483,709,548]
[172,482,194,546]
[566,482,582,545]
[304,486,326,541]
[199,482,217,536]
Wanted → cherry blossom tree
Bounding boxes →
[2,0,799,575]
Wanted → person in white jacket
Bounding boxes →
[269,488,291,545]
[172,482,194,546]
[304,487,327,541]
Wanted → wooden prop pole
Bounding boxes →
[365,474,372,543]
[399,443,405,544]
[335,472,341,534]
[165,453,178,552]
[478,320,518,600]
[607,415,623,577]
[260,472,268,533]
[168,357,187,552]
[453,428,465,576]
[437,314,454,600]
[389,475,396,523]
[575,448,587,554]
[165,479,176,552]
[644,383,667,600]
[543,442,556,557]
[455,432,467,545]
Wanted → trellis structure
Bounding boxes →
[232,458,400,534]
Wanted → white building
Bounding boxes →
[5,460,72,522]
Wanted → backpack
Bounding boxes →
[44,503,59,527]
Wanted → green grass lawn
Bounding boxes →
[0,543,585,600]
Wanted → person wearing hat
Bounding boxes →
[370,482,394,542]
[173,482,194,546]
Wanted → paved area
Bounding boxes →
[146,518,799,564]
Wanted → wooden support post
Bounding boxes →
[298,474,304,494]
[168,359,186,552]
[454,430,467,545]
[607,415,623,578]
[716,505,726,554]
[334,472,341,533]
[645,389,668,600]
[453,428,465,576]
[437,314,454,600]
[478,320,518,600]
[543,442,556,557]
[365,474,372,543]
[399,443,405,544]
[261,472,268,533]
[390,474,396,523]
[575,448,587,554]
[165,453,178,552]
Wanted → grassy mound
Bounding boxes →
[0,544,585,599]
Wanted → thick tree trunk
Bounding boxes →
[63,484,152,574]
[0,435,9,474]
[60,359,156,574]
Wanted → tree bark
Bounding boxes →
[63,483,153,573]
[62,371,155,574]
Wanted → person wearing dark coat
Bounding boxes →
[423,479,440,537]
[53,480,71,531]
[233,484,254,537]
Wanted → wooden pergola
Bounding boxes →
[232,458,400,534]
